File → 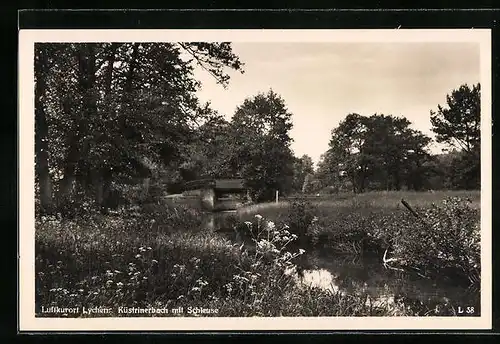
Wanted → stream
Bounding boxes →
[202,211,480,316]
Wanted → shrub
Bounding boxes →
[285,199,318,243]
[387,197,480,285]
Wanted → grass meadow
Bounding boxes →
[35,190,481,317]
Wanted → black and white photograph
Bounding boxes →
[19,29,492,331]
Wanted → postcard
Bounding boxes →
[18,28,492,331]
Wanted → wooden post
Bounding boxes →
[275,190,279,203]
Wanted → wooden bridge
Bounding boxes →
[180,178,249,212]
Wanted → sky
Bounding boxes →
[194,42,480,167]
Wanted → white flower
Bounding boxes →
[298,249,306,255]
[244,221,252,226]
[254,214,263,220]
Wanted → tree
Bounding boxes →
[292,154,314,193]
[34,42,244,215]
[180,112,236,180]
[430,83,480,154]
[430,83,481,189]
[362,114,432,191]
[315,151,343,192]
[229,90,295,202]
[302,173,321,194]
[324,113,432,192]
[327,114,371,193]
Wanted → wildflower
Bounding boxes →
[106,280,113,286]
[224,283,233,293]
[147,246,152,250]
[298,249,306,255]
[135,254,141,259]
[266,221,276,230]
[151,259,158,264]
[177,295,185,300]
[254,214,263,220]
[116,282,124,288]
[244,221,252,227]
[191,286,201,292]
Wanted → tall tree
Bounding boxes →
[230,90,295,202]
[430,83,480,154]
[34,44,57,212]
[327,114,372,193]
[34,42,244,214]
[325,113,432,192]
[430,83,481,189]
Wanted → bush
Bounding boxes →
[285,199,318,243]
[388,197,480,285]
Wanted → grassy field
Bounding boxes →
[35,190,481,317]
[239,190,480,217]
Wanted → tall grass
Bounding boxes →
[35,191,481,317]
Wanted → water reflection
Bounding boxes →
[201,212,480,316]
[293,252,480,316]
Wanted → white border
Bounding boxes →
[18,29,492,331]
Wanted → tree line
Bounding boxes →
[34,43,480,216]
[312,83,481,194]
